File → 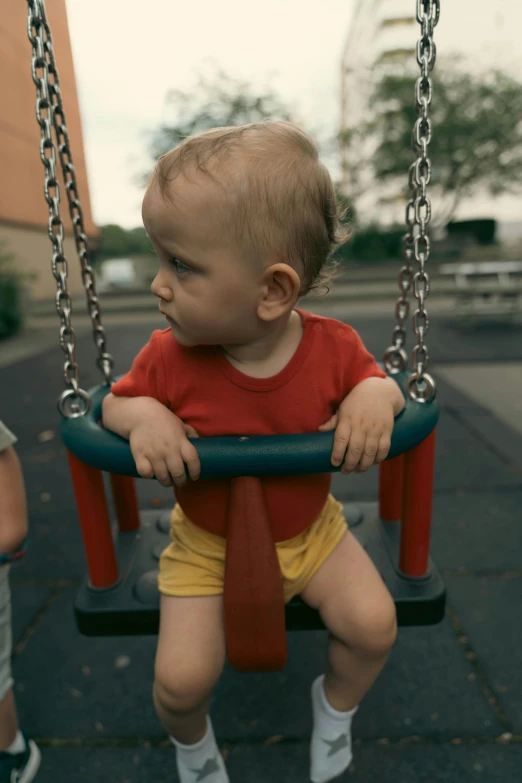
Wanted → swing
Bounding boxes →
[26,0,443,673]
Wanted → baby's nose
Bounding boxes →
[151,279,172,301]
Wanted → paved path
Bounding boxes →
[1,312,522,782]
[437,362,522,437]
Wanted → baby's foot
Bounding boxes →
[171,716,230,783]
[310,674,358,782]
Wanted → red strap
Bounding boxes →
[224,476,287,672]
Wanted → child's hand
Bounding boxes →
[129,409,201,488]
[318,377,405,474]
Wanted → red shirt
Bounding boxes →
[110,309,386,541]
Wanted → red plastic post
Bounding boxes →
[399,430,436,577]
[224,476,287,673]
[109,474,140,532]
[379,455,404,522]
[66,450,119,588]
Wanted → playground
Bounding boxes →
[3,310,522,782]
[2,2,522,780]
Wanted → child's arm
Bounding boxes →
[102,393,200,487]
[0,445,28,554]
[319,376,405,475]
[102,393,168,440]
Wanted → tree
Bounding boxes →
[340,59,522,226]
[147,67,296,165]
[97,224,151,261]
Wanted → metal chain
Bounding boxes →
[27,0,88,417]
[384,0,439,403]
[27,0,114,417]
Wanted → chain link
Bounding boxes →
[385,0,439,404]
[27,0,114,417]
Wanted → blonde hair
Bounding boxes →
[151,120,350,297]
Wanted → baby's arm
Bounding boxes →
[0,445,28,554]
[102,393,166,440]
[102,394,200,487]
[352,375,405,417]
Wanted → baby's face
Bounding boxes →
[143,171,264,348]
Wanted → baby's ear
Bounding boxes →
[258,263,301,321]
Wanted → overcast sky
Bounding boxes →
[65,0,522,229]
[65,0,356,228]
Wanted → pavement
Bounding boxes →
[1,302,522,783]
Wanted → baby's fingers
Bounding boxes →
[165,454,187,487]
[134,455,155,480]
[180,439,201,481]
[343,432,366,473]
[376,434,391,464]
[331,419,352,467]
[152,459,174,488]
[355,432,380,473]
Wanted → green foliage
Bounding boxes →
[97,224,152,261]
[447,219,496,245]
[0,244,23,339]
[0,276,22,338]
[147,68,295,164]
[334,224,404,264]
[342,59,522,224]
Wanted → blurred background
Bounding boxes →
[1,0,522,329]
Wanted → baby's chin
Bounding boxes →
[170,329,197,347]
[168,323,203,348]
[168,319,225,348]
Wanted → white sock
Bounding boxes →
[6,730,26,755]
[170,715,229,783]
[310,674,358,783]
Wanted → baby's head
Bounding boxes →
[143,120,349,347]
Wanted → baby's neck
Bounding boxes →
[221,310,303,379]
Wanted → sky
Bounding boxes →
[65,0,522,230]
[65,0,356,229]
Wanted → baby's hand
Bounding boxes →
[129,408,200,488]
[318,377,404,474]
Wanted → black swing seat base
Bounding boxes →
[75,503,446,636]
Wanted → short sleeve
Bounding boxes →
[339,324,386,396]
[110,331,168,405]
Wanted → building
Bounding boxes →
[340,0,522,241]
[340,0,417,225]
[1,0,97,303]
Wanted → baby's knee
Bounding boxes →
[153,664,215,715]
[348,599,398,658]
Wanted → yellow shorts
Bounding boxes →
[158,494,348,604]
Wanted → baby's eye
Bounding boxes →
[171,257,191,275]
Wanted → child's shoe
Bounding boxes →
[0,731,41,783]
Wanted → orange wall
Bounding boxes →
[0,0,97,237]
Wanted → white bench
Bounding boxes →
[439,261,522,323]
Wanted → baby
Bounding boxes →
[102,121,405,783]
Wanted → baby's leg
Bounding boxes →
[300,531,397,783]
[302,529,397,708]
[153,594,226,746]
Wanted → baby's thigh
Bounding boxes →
[154,594,226,708]
[300,532,397,652]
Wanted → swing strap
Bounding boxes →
[224,476,287,672]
